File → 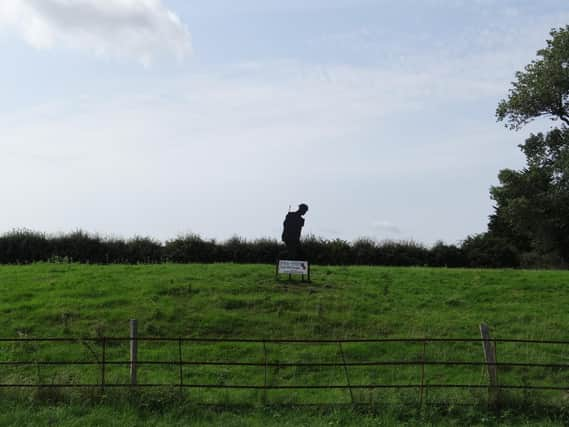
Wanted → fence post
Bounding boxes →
[178,337,183,389]
[263,340,268,403]
[130,319,138,386]
[101,337,106,392]
[338,341,354,404]
[419,339,427,410]
[479,323,499,408]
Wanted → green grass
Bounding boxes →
[1,263,569,425]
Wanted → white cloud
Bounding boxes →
[0,0,191,65]
[0,15,550,243]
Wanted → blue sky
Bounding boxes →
[1,0,568,244]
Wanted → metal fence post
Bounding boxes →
[130,319,138,386]
[480,323,499,408]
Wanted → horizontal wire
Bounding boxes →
[0,384,566,390]
[1,360,569,368]
[1,337,569,344]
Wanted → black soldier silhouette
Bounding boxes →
[281,203,308,259]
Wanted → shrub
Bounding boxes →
[352,238,378,265]
[430,241,467,267]
[376,240,430,266]
[164,234,217,263]
[518,251,566,269]
[0,229,526,268]
[462,233,520,268]
[0,229,50,263]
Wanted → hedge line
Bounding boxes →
[0,229,532,268]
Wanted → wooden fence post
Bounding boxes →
[419,339,427,410]
[178,337,183,389]
[263,340,268,403]
[338,341,354,404]
[101,337,106,392]
[479,323,499,408]
[130,319,138,386]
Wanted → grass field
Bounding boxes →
[1,263,569,426]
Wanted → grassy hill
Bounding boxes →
[1,263,569,426]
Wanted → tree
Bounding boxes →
[496,26,569,130]
[489,129,569,262]
[491,27,569,266]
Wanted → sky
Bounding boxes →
[1,0,568,245]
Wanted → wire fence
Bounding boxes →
[1,325,569,405]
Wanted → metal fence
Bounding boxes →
[1,323,568,405]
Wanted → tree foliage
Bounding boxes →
[496,26,569,130]
[492,26,569,266]
[489,130,569,262]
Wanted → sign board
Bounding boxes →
[278,260,309,274]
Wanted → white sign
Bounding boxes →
[278,260,309,275]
